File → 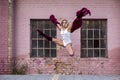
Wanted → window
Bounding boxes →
[81,19,107,58]
[30,19,57,58]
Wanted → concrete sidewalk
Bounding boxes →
[0,74,120,80]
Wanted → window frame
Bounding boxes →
[30,19,57,58]
[80,19,108,58]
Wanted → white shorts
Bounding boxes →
[63,40,72,47]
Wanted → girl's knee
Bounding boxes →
[52,38,57,42]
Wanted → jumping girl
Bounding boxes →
[37,8,91,56]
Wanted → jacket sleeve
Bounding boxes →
[49,14,60,26]
[71,8,91,33]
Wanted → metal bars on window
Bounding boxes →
[30,19,56,58]
[81,19,107,58]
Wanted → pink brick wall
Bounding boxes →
[12,0,120,75]
[0,0,9,74]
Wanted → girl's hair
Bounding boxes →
[61,19,69,27]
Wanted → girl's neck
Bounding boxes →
[62,28,67,31]
[62,26,67,29]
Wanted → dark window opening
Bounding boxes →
[30,19,57,58]
[81,19,107,58]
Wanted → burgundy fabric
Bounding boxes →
[49,15,60,26]
[71,18,82,33]
[71,8,91,33]
[76,7,91,18]
[37,29,52,41]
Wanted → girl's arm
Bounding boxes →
[67,22,72,32]
[56,24,62,31]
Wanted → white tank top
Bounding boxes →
[60,29,71,46]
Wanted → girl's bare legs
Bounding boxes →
[52,38,64,47]
[37,30,74,56]
[65,43,74,56]
[52,38,74,56]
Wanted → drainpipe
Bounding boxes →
[8,0,12,74]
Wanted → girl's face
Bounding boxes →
[61,19,69,28]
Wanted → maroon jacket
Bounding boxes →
[49,7,91,33]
